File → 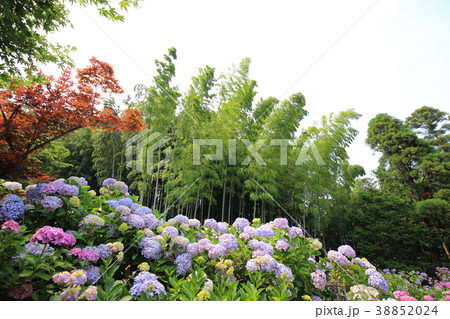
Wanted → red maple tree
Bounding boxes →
[0,57,145,177]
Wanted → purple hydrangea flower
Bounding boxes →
[174,214,189,224]
[141,214,158,229]
[208,244,227,258]
[204,218,218,228]
[0,194,25,221]
[161,226,178,238]
[352,258,373,268]
[41,180,64,195]
[366,268,389,293]
[311,269,327,291]
[198,238,214,253]
[187,243,199,256]
[85,265,101,284]
[102,178,117,187]
[255,225,274,238]
[215,222,228,233]
[218,234,239,252]
[58,184,79,197]
[233,217,250,230]
[275,263,293,281]
[25,184,45,204]
[288,226,303,238]
[68,176,88,186]
[338,245,356,258]
[41,196,63,212]
[327,250,350,266]
[106,200,119,209]
[275,239,292,251]
[270,218,289,228]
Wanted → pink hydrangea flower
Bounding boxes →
[423,295,434,301]
[400,296,418,301]
[30,226,76,247]
[445,296,450,301]
[1,220,19,233]
[393,290,407,298]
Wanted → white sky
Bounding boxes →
[45,0,450,177]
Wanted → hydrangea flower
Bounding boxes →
[310,239,322,250]
[41,180,65,195]
[141,214,158,229]
[352,258,373,268]
[58,184,79,197]
[233,217,250,230]
[96,244,113,259]
[106,200,119,209]
[188,219,201,228]
[25,184,45,204]
[208,244,227,258]
[175,253,192,275]
[140,238,162,260]
[8,284,33,299]
[66,269,88,286]
[172,236,190,248]
[102,178,117,187]
[118,197,133,208]
[204,218,218,228]
[327,250,350,266]
[275,263,293,281]
[255,225,274,238]
[85,265,101,284]
[270,218,289,228]
[311,269,327,291]
[187,243,199,256]
[127,214,145,229]
[41,196,63,212]
[275,239,292,251]
[248,239,274,256]
[218,234,239,252]
[198,238,214,253]
[130,271,166,299]
[69,248,99,261]
[17,242,55,260]
[288,226,303,238]
[1,220,19,233]
[80,215,105,228]
[30,226,76,247]
[53,271,71,284]
[135,206,152,215]
[113,181,129,195]
[338,245,356,258]
[69,196,80,207]
[61,285,81,301]
[138,262,150,272]
[246,254,278,273]
[365,268,388,293]
[174,214,189,224]
[161,226,178,238]
[0,194,25,221]
[83,286,97,301]
[215,222,228,233]
[2,181,22,191]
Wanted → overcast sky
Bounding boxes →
[46,0,450,177]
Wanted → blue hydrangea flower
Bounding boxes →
[58,184,79,197]
[40,196,63,212]
[128,214,145,229]
[338,245,356,258]
[85,265,101,284]
[187,243,199,256]
[117,197,133,208]
[141,214,158,229]
[275,263,293,281]
[130,271,166,299]
[365,268,389,293]
[0,194,25,221]
[102,178,117,187]
[135,206,152,215]
[140,238,162,260]
[208,244,227,258]
[204,218,218,228]
[106,200,119,209]
[175,253,192,275]
[255,225,274,238]
[96,244,112,259]
[288,226,303,238]
[25,184,45,204]
[215,222,228,233]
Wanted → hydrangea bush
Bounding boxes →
[0,178,449,301]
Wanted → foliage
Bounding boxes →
[0,58,145,178]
